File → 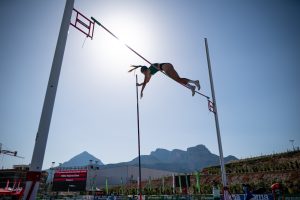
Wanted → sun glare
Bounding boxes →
[86,6,158,85]
[99,13,152,65]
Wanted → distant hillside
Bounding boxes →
[126,144,237,172]
[59,151,104,167]
[53,145,237,173]
[199,149,300,194]
[128,150,300,195]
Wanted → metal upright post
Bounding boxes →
[23,1,74,199]
[135,75,143,200]
[204,38,229,199]
[172,174,175,194]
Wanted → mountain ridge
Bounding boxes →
[59,151,104,167]
[58,145,238,173]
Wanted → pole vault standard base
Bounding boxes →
[22,1,74,199]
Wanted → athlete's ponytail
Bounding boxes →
[128,65,141,73]
[128,65,147,73]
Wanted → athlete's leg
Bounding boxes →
[162,63,196,96]
[161,63,190,85]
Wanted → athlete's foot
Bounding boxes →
[191,86,196,96]
[195,80,201,90]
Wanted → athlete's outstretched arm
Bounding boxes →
[138,71,151,98]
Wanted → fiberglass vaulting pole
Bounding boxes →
[204,38,230,200]
[23,1,74,199]
[135,75,143,200]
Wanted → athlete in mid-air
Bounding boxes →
[129,63,200,98]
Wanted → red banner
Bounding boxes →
[53,170,87,182]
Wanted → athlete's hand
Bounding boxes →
[140,92,143,99]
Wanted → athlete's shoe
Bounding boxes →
[191,85,196,96]
[195,80,201,90]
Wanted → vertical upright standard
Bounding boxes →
[135,75,143,200]
[204,38,229,199]
[23,1,74,199]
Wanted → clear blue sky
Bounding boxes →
[0,0,299,170]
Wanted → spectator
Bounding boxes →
[212,181,221,200]
[242,184,254,200]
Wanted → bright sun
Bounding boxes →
[96,14,152,65]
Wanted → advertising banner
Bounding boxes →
[52,169,87,191]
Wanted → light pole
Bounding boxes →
[289,140,295,151]
[47,162,55,199]
[48,162,55,192]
